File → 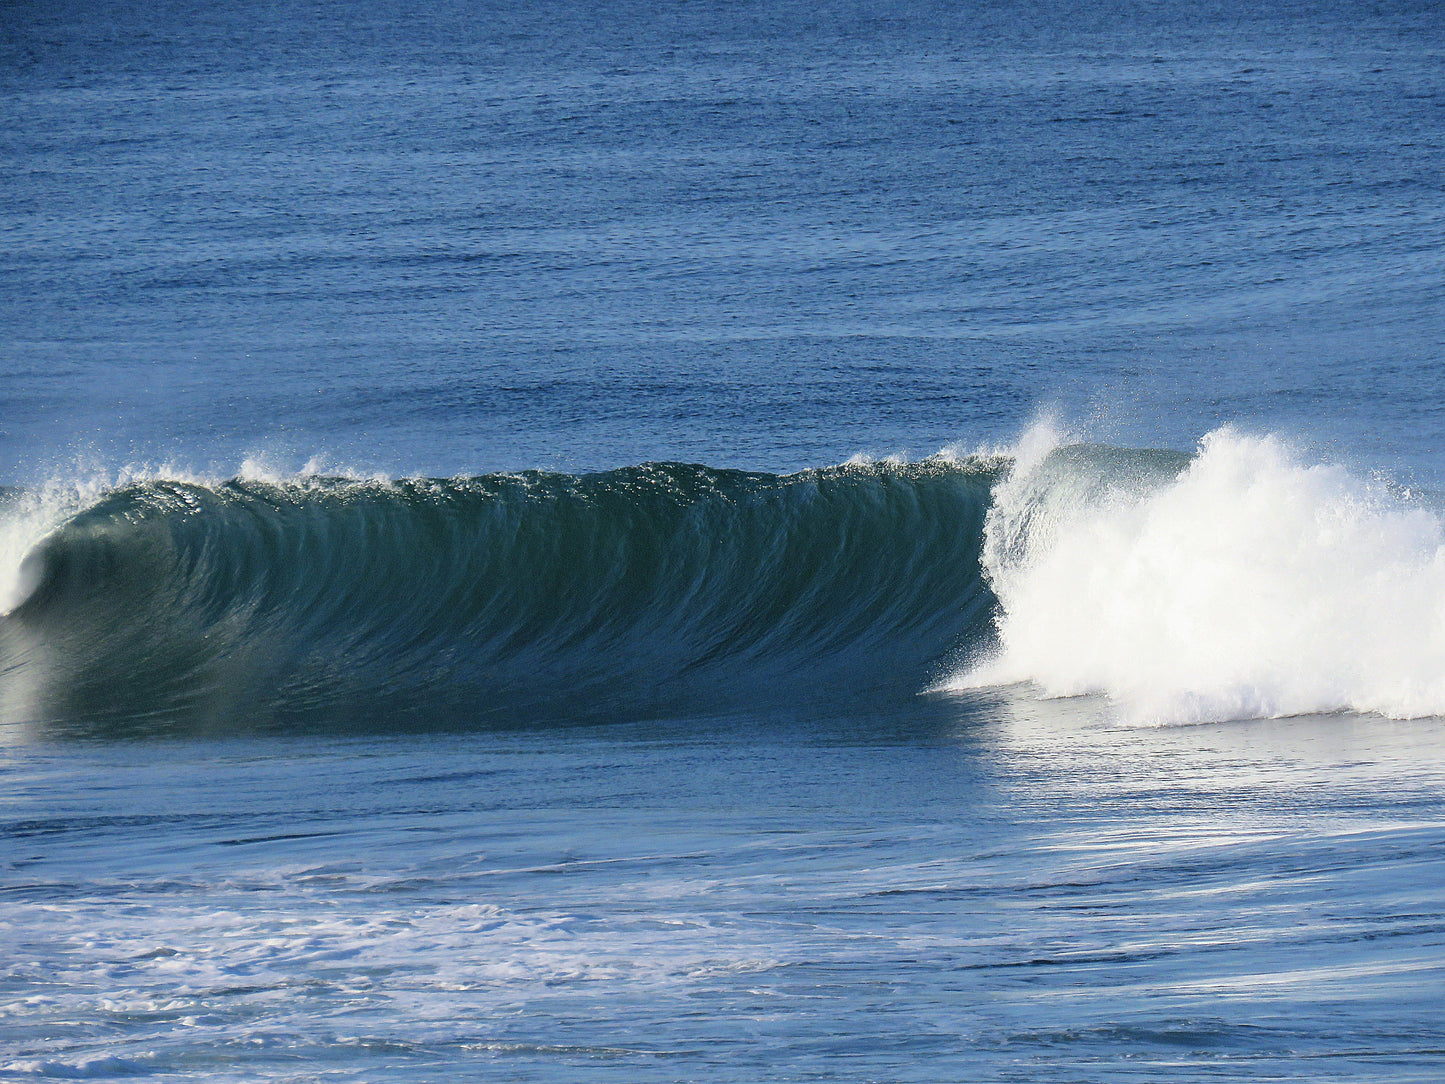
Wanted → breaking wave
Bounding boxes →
[6,427,1445,736]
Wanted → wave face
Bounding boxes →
[0,461,1000,734]
[945,427,1445,725]
[10,430,1445,737]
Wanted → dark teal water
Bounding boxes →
[2,0,1444,1079]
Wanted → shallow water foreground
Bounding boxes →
[3,696,1443,1083]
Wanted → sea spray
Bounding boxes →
[947,426,1445,724]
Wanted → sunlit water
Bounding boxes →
[3,0,1444,1079]
[5,703,1444,1081]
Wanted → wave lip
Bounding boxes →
[0,459,1000,734]
[943,427,1445,725]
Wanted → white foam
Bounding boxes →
[1,1054,159,1078]
[942,426,1445,725]
[236,452,391,484]
[840,451,909,468]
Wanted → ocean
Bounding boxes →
[2,0,1444,1079]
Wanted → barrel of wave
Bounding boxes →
[0,479,119,615]
[0,456,1007,735]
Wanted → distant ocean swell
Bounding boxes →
[4,427,1445,736]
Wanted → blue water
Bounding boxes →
[3,0,1444,1079]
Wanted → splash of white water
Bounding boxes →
[944,426,1445,725]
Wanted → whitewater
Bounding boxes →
[950,424,1445,724]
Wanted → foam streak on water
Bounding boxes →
[2,716,1444,1083]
